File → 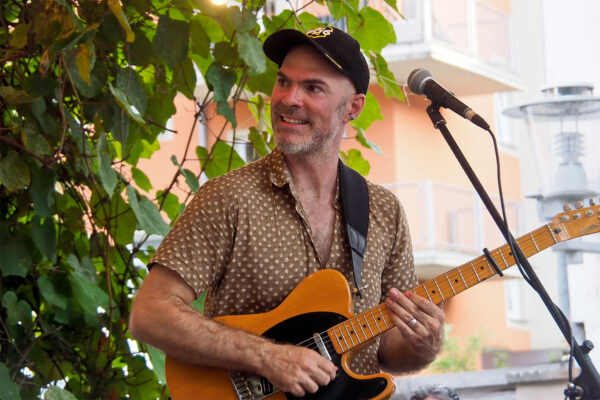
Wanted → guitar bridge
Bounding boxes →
[229,371,276,400]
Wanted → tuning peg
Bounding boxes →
[563,203,572,212]
[590,199,597,206]
[575,201,584,209]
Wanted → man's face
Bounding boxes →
[270,45,358,157]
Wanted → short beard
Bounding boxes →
[275,95,349,156]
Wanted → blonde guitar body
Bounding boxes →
[165,269,394,400]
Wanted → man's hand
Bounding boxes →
[258,343,337,397]
[379,288,445,371]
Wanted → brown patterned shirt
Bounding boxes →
[150,148,417,375]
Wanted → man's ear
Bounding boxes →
[348,93,366,121]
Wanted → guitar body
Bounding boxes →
[165,269,395,399]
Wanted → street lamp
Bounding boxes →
[504,84,600,339]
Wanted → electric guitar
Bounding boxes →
[165,203,600,399]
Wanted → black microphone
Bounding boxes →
[407,68,490,130]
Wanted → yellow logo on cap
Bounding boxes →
[306,26,333,39]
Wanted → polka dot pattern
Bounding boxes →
[150,148,416,375]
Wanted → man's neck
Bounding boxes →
[282,150,338,200]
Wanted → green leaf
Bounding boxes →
[126,185,170,236]
[2,291,33,329]
[107,0,135,42]
[109,82,146,126]
[157,190,183,221]
[154,16,190,69]
[172,57,197,99]
[170,155,199,193]
[227,7,257,33]
[190,18,211,58]
[341,149,370,176]
[97,136,118,198]
[10,23,29,49]
[44,386,77,400]
[0,361,22,400]
[237,33,266,76]
[205,63,237,127]
[352,92,384,131]
[248,127,269,158]
[326,0,359,20]
[129,29,154,66]
[38,275,68,309]
[146,345,167,384]
[65,52,103,98]
[0,151,30,191]
[349,7,396,54]
[23,74,58,98]
[0,226,32,277]
[68,272,109,320]
[29,166,57,218]
[67,254,97,284]
[197,141,246,178]
[355,127,383,154]
[22,123,52,156]
[131,167,152,192]
[0,86,31,104]
[116,68,148,116]
[369,52,405,100]
[31,216,57,263]
[75,42,95,85]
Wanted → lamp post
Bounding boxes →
[504,84,600,340]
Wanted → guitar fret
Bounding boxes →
[529,233,540,251]
[376,306,390,329]
[343,323,356,346]
[421,284,433,302]
[497,248,509,268]
[369,310,383,333]
[362,314,375,337]
[445,273,456,295]
[336,326,349,350]
[546,224,559,244]
[434,280,445,300]
[470,262,481,282]
[483,256,495,274]
[351,318,366,342]
[457,267,469,288]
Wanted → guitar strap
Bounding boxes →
[337,160,369,298]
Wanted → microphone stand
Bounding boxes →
[425,103,600,399]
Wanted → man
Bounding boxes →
[409,385,460,400]
[129,26,445,398]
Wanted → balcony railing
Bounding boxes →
[385,180,521,255]
[383,0,514,70]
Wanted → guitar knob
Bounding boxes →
[575,201,584,209]
[563,203,572,212]
[560,215,570,222]
[586,209,594,217]
[573,212,582,220]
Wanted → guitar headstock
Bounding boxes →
[549,199,600,242]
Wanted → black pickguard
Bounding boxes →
[261,312,389,400]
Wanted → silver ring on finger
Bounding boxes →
[408,317,418,328]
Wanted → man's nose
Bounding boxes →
[280,85,302,106]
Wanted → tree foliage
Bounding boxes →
[0,0,402,398]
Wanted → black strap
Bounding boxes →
[338,160,369,298]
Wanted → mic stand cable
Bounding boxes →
[425,103,600,399]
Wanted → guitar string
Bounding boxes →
[290,233,552,356]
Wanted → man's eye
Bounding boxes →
[308,85,323,93]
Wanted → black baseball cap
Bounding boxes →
[263,26,370,95]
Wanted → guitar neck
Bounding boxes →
[326,223,562,355]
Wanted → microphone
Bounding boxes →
[407,68,490,130]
